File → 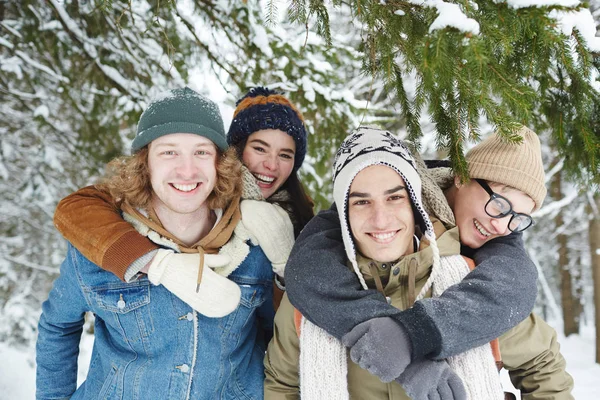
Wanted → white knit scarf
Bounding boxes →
[298,253,504,400]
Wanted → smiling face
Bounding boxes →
[242,129,296,199]
[451,177,535,249]
[148,133,217,217]
[348,165,415,263]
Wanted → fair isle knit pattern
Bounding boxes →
[419,253,504,400]
[299,318,349,400]
[332,127,441,292]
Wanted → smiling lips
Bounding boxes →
[473,219,491,237]
[170,183,199,192]
[367,230,400,244]
[253,173,276,185]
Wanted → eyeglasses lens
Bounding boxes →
[509,215,532,232]
[485,196,511,217]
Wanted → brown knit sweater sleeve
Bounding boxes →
[53,185,159,281]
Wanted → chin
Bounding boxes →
[369,248,404,263]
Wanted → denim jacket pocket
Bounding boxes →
[219,280,267,339]
[238,282,266,309]
[90,280,154,343]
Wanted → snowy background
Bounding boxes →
[1,1,599,399]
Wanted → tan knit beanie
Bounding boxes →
[466,126,547,210]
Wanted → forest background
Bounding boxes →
[0,0,599,398]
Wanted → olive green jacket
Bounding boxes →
[264,227,573,400]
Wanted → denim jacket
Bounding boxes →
[36,241,274,400]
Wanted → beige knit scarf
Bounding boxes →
[299,253,503,400]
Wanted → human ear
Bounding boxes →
[454,175,462,189]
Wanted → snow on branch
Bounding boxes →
[502,0,600,52]
[14,51,69,83]
[407,0,480,35]
[47,0,142,98]
[2,255,59,275]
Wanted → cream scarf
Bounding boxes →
[299,253,503,400]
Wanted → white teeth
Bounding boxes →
[474,220,491,237]
[371,232,396,240]
[254,173,275,183]
[172,183,198,192]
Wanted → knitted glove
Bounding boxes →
[342,317,412,382]
[148,249,241,318]
[396,359,466,400]
[239,199,294,277]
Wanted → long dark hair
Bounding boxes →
[277,171,315,237]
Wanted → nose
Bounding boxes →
[263,154,278,171]
[370,204,389,229]
[489,216,510,235]
[176,155,199,178]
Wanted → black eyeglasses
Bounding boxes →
[474,179,534,233]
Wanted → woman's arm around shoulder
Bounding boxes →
[54,185,159,281]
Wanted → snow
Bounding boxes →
[34,105,49,119]
[548,8,600,52]
[502,0,600,52]
[0,36,14,49]
[0,56,23,80]
[252,24,274,58]
[15,51,69,83]
[0,21,23,39]
[39,20,62,31]
[407,0,480,35]
[428,1,480,35]
[505,0,580,7]
[6,320,597,398]
[301,76,317,102]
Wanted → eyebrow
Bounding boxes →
[153,142,215,149]
[349,185,406,198]
[384,185,406,195]
[249,138,295,155]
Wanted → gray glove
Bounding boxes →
[396,359,466,400]
[342,317,412,382]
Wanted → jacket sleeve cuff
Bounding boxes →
[124,249,159,282]
[101,231,160,281]
[394,301,443,361]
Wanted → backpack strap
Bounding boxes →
[294,308,303,337]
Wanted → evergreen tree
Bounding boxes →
[289,0,600,183]
[0,0,366,345]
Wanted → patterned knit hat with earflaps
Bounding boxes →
[332,127,441,291]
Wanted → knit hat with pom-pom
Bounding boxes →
[227,87,307,171]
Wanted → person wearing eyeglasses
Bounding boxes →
[282,126,574,399]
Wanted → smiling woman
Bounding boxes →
[242,129,296,199]
[227,87,314,236]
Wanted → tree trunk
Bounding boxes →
[589,193,600,364]
[552,173,580,336]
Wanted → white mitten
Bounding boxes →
[240,200,294,277]
[147,249,241,318]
